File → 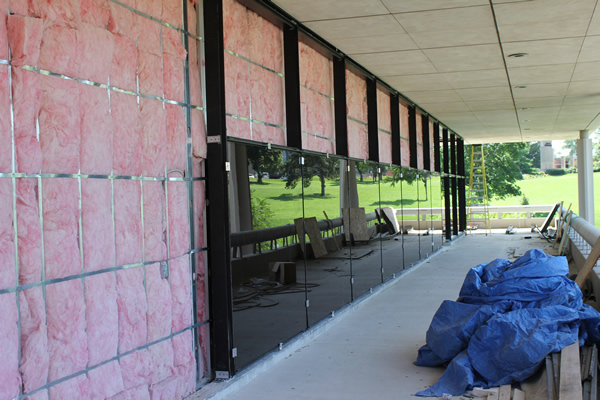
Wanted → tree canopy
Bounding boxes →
[246,146,283,184]
[283,154,338,196]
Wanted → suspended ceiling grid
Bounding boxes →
[272,0,600,144]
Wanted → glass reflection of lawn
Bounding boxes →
[249,176,443,228]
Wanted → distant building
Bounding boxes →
[540,141,554,171]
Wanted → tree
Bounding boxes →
[526,142,540,172]
[283,154,338,196]
[385,167,431,200]
[464,143,527,200]
[246,146,283,184]
[562,140,577,157]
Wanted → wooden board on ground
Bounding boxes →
[558,211,573,256]
[512,388,525,400]
[559,342,583,400]
[342,208,371,242]
[304,217,328,258]
[521,363,549,400]
[294,218,306,252]
[321,249,373,260]
[575,235,600,288]
[498,385,511,400]
[377,207,399,234]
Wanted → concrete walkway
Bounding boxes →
[192,231,556,400]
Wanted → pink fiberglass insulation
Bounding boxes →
[249,64,284,133]
[108,2,137,40]
[19,287,49,394]
[430,120,435,171]
[49,374,90,399]
[136,0,161,19]
[146,263,173,342]
[143,181,167,263]
[138,50,163,98]
[193,181,205,250]
[9,0,27,16]
[0,292,20,400]
[195,252,207,321]
[172,331,195,398]
[79,84,113,175]
[7,15,43,67]
[197,324,209,377]
[416,112,424,170]
[150,376,180,400]
[162,0,182,28]
[114,179,142,266]
[247,10,283,73]
[137,16,161,57]
[400,102,410,166]
[39,74,80,174]
[112,92,142,176]
[37,24,79,77]
[347,120,368,160]
[187,0,198,35]
[163,28,186,61]
[85,272,118,366]
[170,255,192,332]
[0,1,7,61]
[117,267,147,353]
[191,108,207,160]
[29,0,81,27]
[46,279,88,381]
[76,23,114,83]
[81,182,115,272]
[379,131,392,165]
[0,66,9,173]
[0,179,15,290]
[163,54,184,104]
[223,0,248,57]
[299,42,333,96]
[148,340,175,384]
[80,0,109,28]
[42,178,81,280]
[89,360,125,400]
[120,349,152,390]
[346,69,367,122]
[12,68,42,173]
[24,389,48,400]
[168,181,190,258]
[166,104,187,172]
[16,179,42,285]
[377,89,391,133]
[111,33,137,92]
[224,51,250,119]
[110,385,151,400]
[141,99,167,177]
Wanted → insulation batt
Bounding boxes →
[347,120,368,160]
[146,263,173,343]
[12,69,42,174]
[112,92,142,176]
[416,114,424,170]
[149,376,180,400]
[46,279,88,382]
[163,28,187,61]
[85,272,118,366]
[197,324,209,377]
[24,389,48,400]
[148,340,175,384]
[0,0,7,60]
[42,178,81,280]
[49,374,90,399]
[38,24,79,77]
[80,0,109,28]
[109,385,151,400]
[379,131,392,165]
[117,267,147,353]
[430,120,435,171]
[143,181,167,263]
[163,54,184,104]
[39,75,81,174]
[193,181,205,250]
[108,2,136,40]
[136,16,160,57]
[120,349,153,390]
[168,182,190,259]
[136,0,161,21]
[114,179,142,266]
[0,178,15,290]
[138,50,163,98]
[400,102,410,166]
[166,104,187,172]
[16,179,42,285]
[191,108,207,160]
[249,64,284,139]
[195,252,207,322]
[19,287,49,394]
[0,293,20,400]
[7,15,43,67]
[111,34,137,92]
[79,84,113,175]
[77,23,114,83]
[187,0,198,35]
[222,0,248,57]
[224,51,250,119]
[89,360,125,400]
[247,10,283,73]
[0,66,10,173]
[170,255,192,332]
[162,0,183,28]
[9,0,27,16]
[346,70,367,122]
[141,99,167,177]
[29,0,81,27]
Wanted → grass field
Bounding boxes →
[250,172,600,228]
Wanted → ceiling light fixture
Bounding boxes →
[508,53,528,58]
[514,86,527,89]
[519,108,530,110]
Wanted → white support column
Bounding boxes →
[577,130,594,224]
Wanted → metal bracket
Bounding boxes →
[232,348,237,358]
[267,143,271,150]
[207,136,221,144]
[305,299,309,307]
[160,262,169,279]
[215,371,230,379]
[299,157,304,165]
[225,162,230,172]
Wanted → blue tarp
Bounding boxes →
[415,249,600,397]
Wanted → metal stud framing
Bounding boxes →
[451,133,459,236]
[391,94,401,166]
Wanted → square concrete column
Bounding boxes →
[577,130,594,224]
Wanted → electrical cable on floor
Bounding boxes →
[233,280,320,312]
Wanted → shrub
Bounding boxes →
[520,195,529,205]
[545,168,566,176]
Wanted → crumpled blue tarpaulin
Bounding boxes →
[415,249,600,397]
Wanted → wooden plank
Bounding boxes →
[521,364,549,400]
[487,390,500,400]
[378,207,399,234]
[559,342,583,400]
[552,352,561,395]
[540,202,561,234]
[512,388,526,400]
[558,211,573,256]
[575,235,600,288]
[546,355,556,400]
[498,384,511,400]
[591,345,597,400]
[304,217,328,258]
[552,202,569,248]
[342,208,371,242]
[294,217,306,253]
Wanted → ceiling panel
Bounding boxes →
[572,62,600,81]
[382,0,487,14]
[578,36,600,63]
[514,97,565,109]
[423,44,504,72]
[402,90,463,104]
[456,86,512,102]
[493,0,597,26]
[508,64,575,85]
[589,6,600,36]
[442,69,507,89]
[365,62,438,77]
[497,20,589,42]
[567,80,600,96]
[385,74,452,92]
[272,0,389,21]
[393,6,493,33]
[409,27,498,49]
[511,83,570,99]
[330,33,418,54]
[466,99,515,111]
[350,50,430,65]
[419,102,472,113]
[304,15,405,39]
[503,38,584,67]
